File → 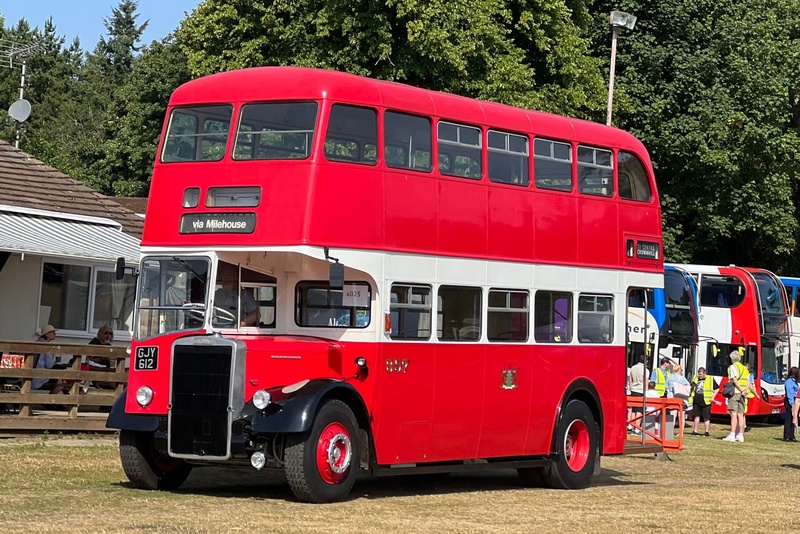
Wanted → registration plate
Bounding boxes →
[135,346,158,371]
[772,408,780,414]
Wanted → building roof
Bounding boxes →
[0,140,144,238]
[0,205,140,264]
[114,197,148,216]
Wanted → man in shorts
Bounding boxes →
[723,351,749,442]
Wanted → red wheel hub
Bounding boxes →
[316,422,352,484]
[564,419,590,471]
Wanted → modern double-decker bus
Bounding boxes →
[627,265,699,375]
[779,276,800,372]
[671,264,786,418]
[107,66,663,503]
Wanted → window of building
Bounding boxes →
[488,289,529,342]
[534,291,572,343]
[324,104,378,164]
[161,105,232,162]
[437,121,482,179]
[296,280,371,328]
[577,145,613,197]
[384,112,432,172]
[533,138,572,191]
[617,151,652,202]
[577,294,613,343]
[40,261,137,339]
[437,285,481,341]
[488,130,529,186]
[233,102,318,160]
[389,284,432,340]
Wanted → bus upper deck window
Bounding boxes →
[324,105,378,165]
[577,145,613,197]
[162,105,233,163]
[618,151,652,202]
[533,138,572,192]
[437,121,482,179]
[233,102,318,160]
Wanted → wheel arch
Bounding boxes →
[249,379,370,436]
[550,378,603,454]
[106,388,159,432]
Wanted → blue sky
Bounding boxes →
[1,0,202,48]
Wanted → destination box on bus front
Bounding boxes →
[180,213,256,234]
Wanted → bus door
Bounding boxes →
[626,288,658,371]
[661,267,699,376]
[781,279,800,371]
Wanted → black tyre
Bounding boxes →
[543,400,597,489]
[284,399,360,503]
[119,430,192,490]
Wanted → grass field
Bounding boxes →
[0,422,797,533]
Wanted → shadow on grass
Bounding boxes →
[112,464,648,502]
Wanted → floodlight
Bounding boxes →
[609,11,637,31]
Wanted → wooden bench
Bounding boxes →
[0,341,128,432]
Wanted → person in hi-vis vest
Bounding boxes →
[723,351,751,443]
[689,367,717,436]
[650,357,673,397]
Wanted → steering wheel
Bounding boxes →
[211,306,237,326]
[180,303,207,323]
[178,304,237,328]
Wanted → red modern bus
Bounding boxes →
[107,67,663,502]
[670,264,787,418]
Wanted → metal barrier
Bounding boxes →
[626,395,685,452]
[0,341,128,432]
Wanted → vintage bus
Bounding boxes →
[627,265,699,375]
[671,264,786,418]
[107,67,663,502]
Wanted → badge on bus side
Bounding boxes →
[501,367,518,389]
[135,346,159,371]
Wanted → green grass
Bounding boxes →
[0,422,797,533]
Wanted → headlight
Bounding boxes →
[253,389,271,409]
[136,386,154,407]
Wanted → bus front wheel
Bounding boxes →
[119,429,192,490]
[284,399,360,503]
[543,400,597,489]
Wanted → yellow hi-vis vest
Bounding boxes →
[730,361,750,394]
[689,375,715,405]
[654,367,670,396]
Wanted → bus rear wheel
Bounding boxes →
[285,399,360,503]
[543,400,597,489]
[119,429,192,490]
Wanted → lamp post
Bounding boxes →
[606,11,637,127]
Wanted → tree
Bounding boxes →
[79,0,148,194]
[104,39,191,196]
[177,0,607,118]
[590,0,800,271]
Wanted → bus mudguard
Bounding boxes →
[105,388,159,432]
[551,379,603,453]
[248,379,368,435]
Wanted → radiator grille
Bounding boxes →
[169,344,232,457]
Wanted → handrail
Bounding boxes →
[626,396,685,452]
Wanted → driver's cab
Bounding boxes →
[135,254,276,339]
[211,260,276,329]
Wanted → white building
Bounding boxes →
[0,140,142,344]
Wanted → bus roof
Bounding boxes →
[170,66,649,155]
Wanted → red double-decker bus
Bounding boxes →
[670,264,787,418]
[107,67,663,502]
